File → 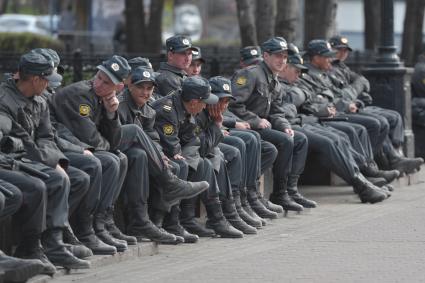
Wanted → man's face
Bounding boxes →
[218,97,230,113]
[32,75,49,96]
[168,49,192,70]
[312,55,333,71]
[280,64,301,84]
[264,51,288,73]
[186,60,203,76]
[186,99,206,114]
[335,48,350,62]
[129,81,154,107]
[93,71,122,97]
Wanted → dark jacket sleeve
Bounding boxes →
[197,111,224,157]
[153,106,182,158]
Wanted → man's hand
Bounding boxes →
[102,92,119,113]
[83,150,93,156]
[284,128,294,137]
[348,103,358,113]
[173,153,185,160]
[258,118,271,129]
[235,121,251,130]
[56,164,67,176]
[328,106,336,118]
[207,104,223,124]
[222,129,230,136]
[162,155,170,167]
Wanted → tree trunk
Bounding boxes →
[75,0,90,30]
[255,0,276,44]
[125,0,145,53]
[364,0,380,52]
[304,0,337,48]
[0,0,9,14]
[402,0,425,65]
[235,0,257,46]
[274,0,298,43]
[145,0,164,53]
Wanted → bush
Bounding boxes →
[0,32,64,54]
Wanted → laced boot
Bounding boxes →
[221,196,257,235]
[240,187,264,227]
[74,214,117,255]
[360,162,400,183]
[205,198,243,238]
[246,186,278,219]
[161,171,209,203]
[269,181,304,215]
[287,175,317,208]
[351,174,387,204]
[62,225,93,259]
[179,197,216,237]
[234,189,262,229]
[94,212,128,252]
[163,205,199,243]
[41,228,90,269]
[104,207,137,245]
[257,191,284,213]
[14,236,56,276]
[0,250,45,282]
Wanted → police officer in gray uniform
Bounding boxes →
[328,36,423,174]
[239,46,263,68]
[118,66,200,244]
[155,35,195,98]
[54,56,208,244]
[277,47,389,203]
[153,76,244,238]
[229,37,311,213]
[0,51,90,269]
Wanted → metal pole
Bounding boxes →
[376,0,400,65]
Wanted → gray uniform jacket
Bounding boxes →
[152,92,201,169]
[155,62,187,98]
[53,80,122,152]
[229,61,291,131]
[0,79,68,168]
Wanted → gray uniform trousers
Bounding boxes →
[0,178,22,219]
[65,166,90,218]
[0,171,46,237]
[218,142,242,195]
[293,124,360,183]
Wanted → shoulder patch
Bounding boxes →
[163,124,174,135]
[79,104,90,117]
[236,76,247,86]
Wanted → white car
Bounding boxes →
[0,14,57,37]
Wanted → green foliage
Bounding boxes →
[0,32,64,53]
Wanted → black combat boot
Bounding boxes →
[287,175,317,208]
[14,236,56,276]
[360,162,400,183]
[351,174,387,204]
[62,225,93,259]
[269,180,304,214]
[233,189,262,229]
[163,205,199,243]
[104,207,137,245]
[94,212,128,252]
[240,187,265,228]
[161,171,209,203]
[389,157,424,175]
[221,197,257,235]
[0,250,45,282]
[205,198,243,238]
[41,228,90,269]
[258,192,284,214]
[366,176,388,187]
[74,215,117,255]
[179,197,216,237]
[246,186,278,219]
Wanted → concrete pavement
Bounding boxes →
[45,170,425,283]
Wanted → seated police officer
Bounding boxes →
[0,51,90,269]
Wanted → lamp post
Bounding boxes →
[362,0,414,157]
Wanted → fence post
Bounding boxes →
[73,49,83,82]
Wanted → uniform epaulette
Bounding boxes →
[162,99,173,112]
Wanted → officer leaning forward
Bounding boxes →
[0,51,90,269]
[229,37,313,213]
[53,56,208,245]
[153,76,244,238]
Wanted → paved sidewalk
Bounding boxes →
[48,170,425,283]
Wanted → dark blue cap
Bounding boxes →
[307,39,337,57]
[166,35,196,53]
[288,54,308,73]
[19,51,62,84]
[97,55,131,85]
[32,48,60,67]
[131,67,157,86]
[191,46,205,63]
[329,35,353,51]
[261,37,288,54]
[240,46,262,65]
[128,57,153,70]
[181,76,218,104]
[208,76,235,100]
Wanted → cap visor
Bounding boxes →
[243,57,262,66]
[173,46,197,53]
[97,65,120,85]
[44,71,62,84]
[293,64,308,71]
[214,92,236,100]
[202,93,219,104]
[133,78,157,86]
[321,50,337,57]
